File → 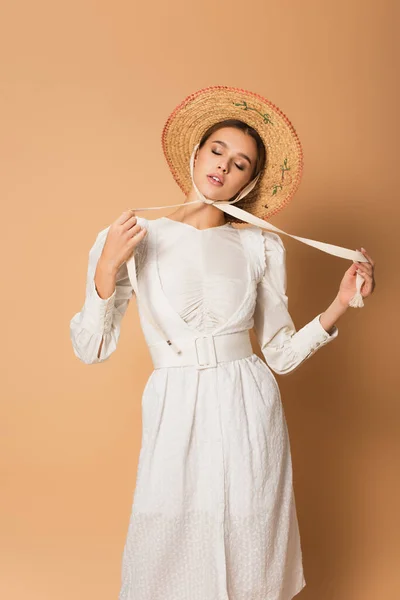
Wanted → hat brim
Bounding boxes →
[161,85,304,221]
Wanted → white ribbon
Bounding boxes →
[126,144,367,352]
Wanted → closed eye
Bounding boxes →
[212,149,245,171]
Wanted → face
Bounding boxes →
[193,127,258,202]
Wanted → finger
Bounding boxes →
[361,280,373,297]
[130,222,143,235]
[351,262,364,274]
[117,209,136,226]
[130,227,147,244]
[127,222,146,236]
[350,263,359,276]
[356,269,372,283]
[123,214,139,231]
[360,248,375,267]
[354,256,372,270]
[356,263,373,275]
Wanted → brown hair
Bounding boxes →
[198,119,267,224]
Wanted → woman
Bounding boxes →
[70,87,375,600]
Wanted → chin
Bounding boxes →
[197,184,233,203]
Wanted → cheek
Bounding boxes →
[195,155,208,174]
[229,171,249,190]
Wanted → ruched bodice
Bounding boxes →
[156,218,249,334]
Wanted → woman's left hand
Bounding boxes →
[337,248,376,307]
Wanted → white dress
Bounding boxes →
[70,215,339,600]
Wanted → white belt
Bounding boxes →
[148,329,253,370]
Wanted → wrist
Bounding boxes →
[334,292,349,313]
[98,255,119,277]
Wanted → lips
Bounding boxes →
[207,174,224,186]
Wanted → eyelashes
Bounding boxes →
[211,149,245,171]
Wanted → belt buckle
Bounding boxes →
[194,334,217,370]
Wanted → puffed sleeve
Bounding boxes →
[253,230,339,375]
[70,225,138,364]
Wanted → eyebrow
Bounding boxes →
[212,140,253,166]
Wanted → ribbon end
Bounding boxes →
[348,292,364,308]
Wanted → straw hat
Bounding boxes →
[161,84,303,222]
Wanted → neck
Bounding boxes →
[166,188,228,229]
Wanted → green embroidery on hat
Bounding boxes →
[271,158,291,195]
[233,101,274,125]
[280,158,290,181]
[271,184,283,196]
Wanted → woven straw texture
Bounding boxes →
[161,85,304,222]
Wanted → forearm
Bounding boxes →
[319,293,348,335]
[94,257,118,300]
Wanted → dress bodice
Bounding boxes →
[156,218,249,334]
[70,214,339,373]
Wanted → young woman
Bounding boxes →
[70,87,375,600]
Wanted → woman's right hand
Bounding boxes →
[100,209,147,273]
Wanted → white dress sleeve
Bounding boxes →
[69,224,146,364]
[253,230,339,375]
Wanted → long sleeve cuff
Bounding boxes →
[290,313,338,357]
[80,279,117,335]
[261,313,339,375]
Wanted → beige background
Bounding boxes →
[1,0,399,598]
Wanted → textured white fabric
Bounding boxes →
[70,216,339,600]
